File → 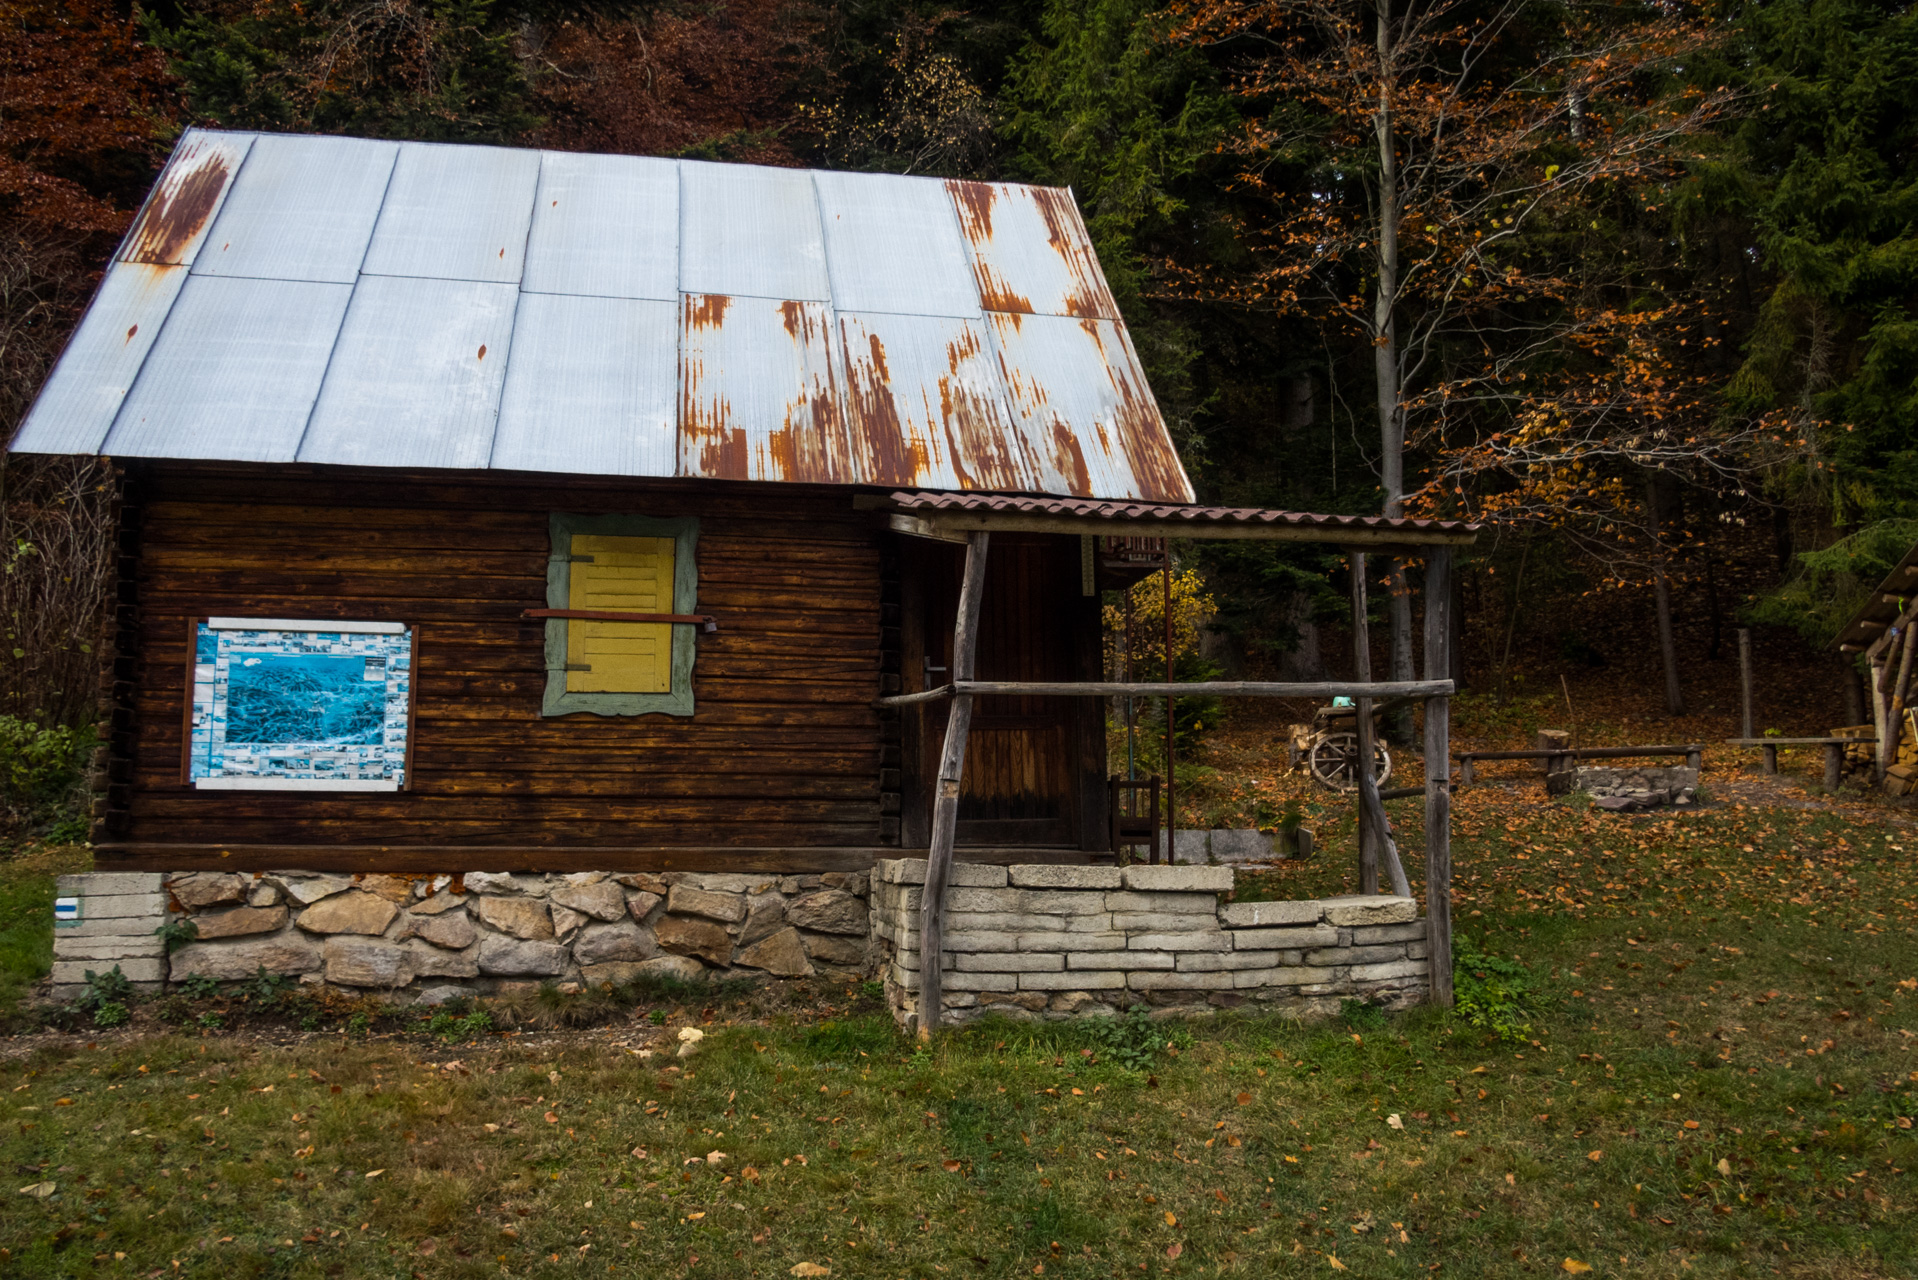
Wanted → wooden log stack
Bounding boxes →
[1881,711,1918,796]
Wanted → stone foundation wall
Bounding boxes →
[871,859,1430,1027]
[50,869,873,1002]
[49,862,1433,1023]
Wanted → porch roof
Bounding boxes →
[862,490,1479,547]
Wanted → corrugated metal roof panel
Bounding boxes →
[678,162,830,302]
[298,276,517,469]
[192,134,398,284]
[839,310,1022,491]
[104,275,352,462]
[947,180,1119,320]
[522,152,679,301]
[121,130,252,268]
[680,295,852,483]
[10,263,188,453]
[814,170,978,318]
[985,312,1191,501]
[492,292,677,476]
[360,142,540,283]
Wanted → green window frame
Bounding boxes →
[542,512,699,717]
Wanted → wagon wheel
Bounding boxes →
[1307,732,1393,792]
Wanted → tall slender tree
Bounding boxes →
[1175,0,1731,712]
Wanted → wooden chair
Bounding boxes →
[1108,775,1162,864]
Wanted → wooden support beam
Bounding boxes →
[1348,555,1407,895]
[918,530,988,1040]
[1351,553,1377,893]
[1423,546,1455,1008]
[1871,652,1889,782]
[873,678,1454,708]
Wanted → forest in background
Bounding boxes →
[2,0,1914,737]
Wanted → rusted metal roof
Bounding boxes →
[13,129,1194,502]
[879,492,1481,546]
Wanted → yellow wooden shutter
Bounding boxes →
[566,533,675,693]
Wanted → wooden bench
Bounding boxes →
[1453,744,1703,786]
[1723,737,1872,790]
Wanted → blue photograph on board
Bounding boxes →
[190,622,412,789]
[226,655,385,746]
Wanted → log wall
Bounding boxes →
[99,463,889,870]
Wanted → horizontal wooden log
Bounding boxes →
[1455,745,1701,761]
[876,678,1454,707]
[1724,737,1875,746]
[91,843,1102,874]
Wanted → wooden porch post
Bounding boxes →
[1423,547,1455,1006]
[1350,552,1379,894]
[917,530,989,1039]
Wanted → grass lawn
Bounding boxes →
[0,775,1914,1278]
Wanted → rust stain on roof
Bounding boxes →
[124,144,233,265]
[1032,187,1118,320]
[777,299,805,340]
[1101,339,1189,503]
[1049,417,1092,496]
[946,179,997,240]
[677,309,746,480]
[841,330,927,487]
[686,294,731,330]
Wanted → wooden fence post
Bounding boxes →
[1737,628,1753,742]
[1350,552,1379,894]
[1423,548,1454,1007]
[917,530,989,1040]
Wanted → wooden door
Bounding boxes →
[900,534,1107,849]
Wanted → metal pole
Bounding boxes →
[1351,551,1379,893]
[1124,585,1135,783]
[1423,548,1454,1006]
[1163,541,1175,866]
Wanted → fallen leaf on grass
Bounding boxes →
[17,1182,54,1198]
[706,1151,726,1165]
[1237,1093,1252,1106]
[1588,1150,1603,1162]
[1562,1260,1592,1274]
[1386,1114,1403,1130]
[1328,1256,1347,1270]
[1165,1242,1183,1260]
[1164,1211,1177,1227]
[364,1170,385,1179]
[1717,1158,1731,1175]
[790,1264,830,1277]
[942,1160,963,1172]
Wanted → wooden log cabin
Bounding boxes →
[14,129,1473,887]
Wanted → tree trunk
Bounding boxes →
[1645,476,1685,716]
[1372,0,1414,742]
[1842,660,1864,728]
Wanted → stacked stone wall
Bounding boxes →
[49,863,1432,1023]
[871,859,1429,1025]
[50,869,873,1001]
